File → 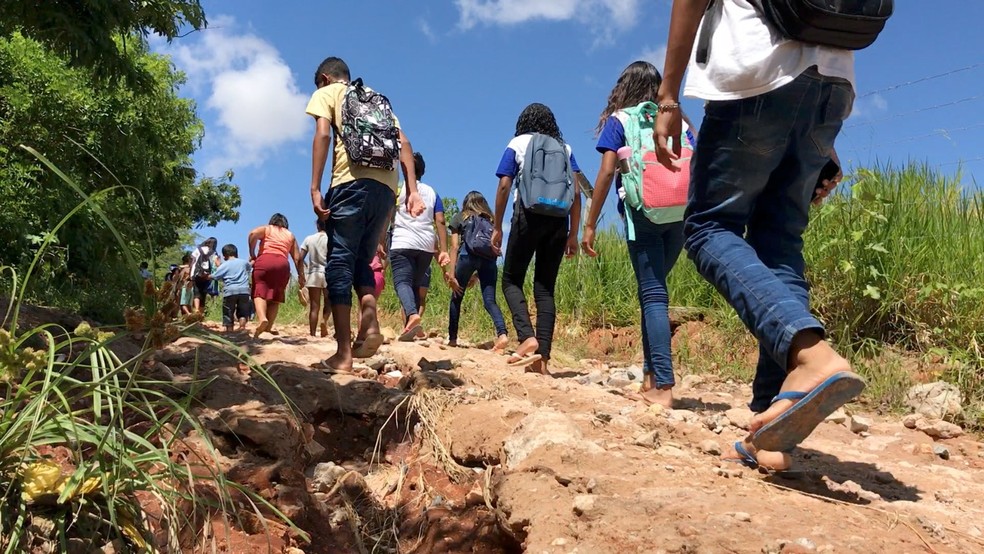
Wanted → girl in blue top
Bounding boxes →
[582,61,694,408]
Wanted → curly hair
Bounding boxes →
[515,103,563,143]
[596,61,663,135]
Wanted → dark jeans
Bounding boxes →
[683,67,854,412]
[390,248,434,321]
[501,206,568,359]
[324,179,396,306]
[448,250,508,342]
[222,294,251,326]
[627,211,685,388]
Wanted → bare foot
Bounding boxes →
[492,334,509,353]
[640,387,673,408]
[515,337,538,357]
[748,332,852,435]
[722,442,793,471]
[320,352,353,373]
[527,358,550,375]
[403,314,422,334]
[320,323,330,337]
[253,319,270,339]
[449,339,458,347]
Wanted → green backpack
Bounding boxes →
[620,101,694,236]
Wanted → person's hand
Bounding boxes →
[437,251,451,267]
[407,191,425,217]
[654,105,683,171]
[376,243,388,261]
[812,149,844,206]
[491,228,503,256]
[467,275,479,289]
[581,225,598,257]
[298,275,306,289]
[312,189,330,220]
[565,235,578,259]
[446,273,463,294]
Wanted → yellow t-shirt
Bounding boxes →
[305,82,401,193]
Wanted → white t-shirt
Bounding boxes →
[300,232,329,278]
[391,182,443,252]
[684,0,855,101]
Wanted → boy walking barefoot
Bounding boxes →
[655,0,865,470]
[207,244,252,333]
[307,56,425,371]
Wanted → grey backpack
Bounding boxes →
[517,133,574,217]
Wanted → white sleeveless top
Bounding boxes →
[391,182,441,252]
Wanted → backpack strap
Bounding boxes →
[695,0,720,65]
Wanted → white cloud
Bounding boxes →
[417,18,438,43]
[161,16,309,173]
[848,93,889,121]
[455,0,640,44]
[634,44,667,73]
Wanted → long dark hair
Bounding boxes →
[515,103,563,143]
[198,237,218,252]
[460,191,494,224]
[268,213,289,229]
[596,61,663,135]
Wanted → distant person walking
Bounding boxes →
[177,254,193,315]
[446,191,509,350]
[248,213,305,339]
[307,56,425,371]
[190,237,220,314]
[389,152,451,341]
[583,60,696,408]
[206,244,252,333]
[493,103,582,375]
[139,261,153,281]
[655,0,869,469]
[300,220,331,337]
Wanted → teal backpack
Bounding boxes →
[620,101,694,236]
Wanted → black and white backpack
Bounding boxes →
[338,78,401,171]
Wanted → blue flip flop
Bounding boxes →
[751,371,865,453]
[727,441,759,469]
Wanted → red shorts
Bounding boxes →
[252,253,290,303]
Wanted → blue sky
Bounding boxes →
[157,0,984,251]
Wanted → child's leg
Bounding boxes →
[307,286,321,336]
[529,216,567,361]
[221,295,235,331]
[448,255,476,345]
[501,208,538,352]
[478,258,508,347]
[321,289,331,337]
[389,250,418,324]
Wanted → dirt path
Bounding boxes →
[166,322,984,553]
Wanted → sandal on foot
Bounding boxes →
[751,372,865,453]
[399,325,422,342]
[353,333,384,358]
[724,441,760,469]
[506,353,542,368]
[319,359,354,374]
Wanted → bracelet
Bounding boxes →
[657,102,681,113]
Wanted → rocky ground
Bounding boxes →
[152,321,984,554]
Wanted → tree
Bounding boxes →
[0,32,239,319]
[0,0,206,89]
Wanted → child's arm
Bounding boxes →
[446,232,463,293]
[434,211,450,267]
[492,176,512,255]
[566,178,582,258]
[310,117,332,220]
[291,237,306,288]
[398,130,424,217]
[583,151,618,257]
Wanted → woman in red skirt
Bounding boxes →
[248,213,306,338]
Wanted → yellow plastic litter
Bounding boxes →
[119,517,148,549]
[20,460,65,502]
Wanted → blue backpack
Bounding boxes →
[463,215,497,260]
[517,133,574,217]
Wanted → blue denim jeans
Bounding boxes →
[390,249,434,321]
[627,210,685,388]
[684,67,854,412]
[448,249,508,342]
[324,179,396,306]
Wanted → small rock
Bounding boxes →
[725,408,753,430]
[656,445,688,458]
[667,409,698,423]
[586,478,597,493]
[715,467,743,479]
[729,511,752,523]
[648,403,666,416]
[906,381,963,419]
[418,340,431,347]
[633,430,660,448]
[698,440,722,456]
[934,490,953,503]
[284,549,305,554]
[681,374,705,389]
[368,358,387,371]
[849,415,871,434]
[677,524,700,537]
[902,413,920,429]
[572,494,599,517]
[932,444,950,460]
[311,462,347,493]
[577,370,605,385]
[915,418,964,439]
[968,526,982,538]
[305,439,326,461]
[792,538,817,551]
[551,538,569,546]
[664,465,675,472]
[825,408,848,424]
